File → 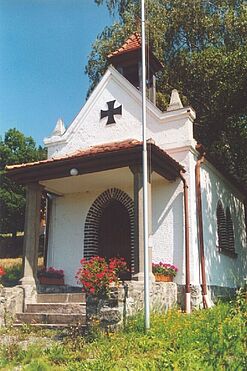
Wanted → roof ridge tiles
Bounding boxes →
[108,32,141,59]
[6,139,141,170]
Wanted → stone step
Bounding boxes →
[26,303,86,314]
[15,312,86,325]
[38,285,82,294]
[37,293,85,303]
[14,323,86,329]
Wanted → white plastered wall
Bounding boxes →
[45,145,247,289]
[163,147,201,286]
[44,67,195,159]
[47,170,185,286]
[43,67,195,286]
[43,66,246,290]
[192,158,247,288]
[152,177,185,285]
[47,180,133,286]
[169,148,247,289]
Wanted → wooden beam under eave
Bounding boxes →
[151,154,180,181]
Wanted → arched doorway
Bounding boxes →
[84,188,134,275]
[99,200,131,270]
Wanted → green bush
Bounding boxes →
[2,263,22,286]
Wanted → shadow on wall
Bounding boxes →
[201,168,247,288]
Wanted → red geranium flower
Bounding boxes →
[76,256,129,296]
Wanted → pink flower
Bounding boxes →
[152,261,178,277]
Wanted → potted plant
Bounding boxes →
[152,262,178,282]
[37,267,64,285]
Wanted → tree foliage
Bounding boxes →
[90,0,247,186]
[0,129,46,235]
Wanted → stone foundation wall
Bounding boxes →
[209,285,237,302]
[177,284,238,310]
[0,286,24,326]
[86,281,177,329]
[118,281,177,316]
[177,285,202,310]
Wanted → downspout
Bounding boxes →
[195,153,212,308]
[179,171,191,314]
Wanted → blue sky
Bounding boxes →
[0,0,115,145]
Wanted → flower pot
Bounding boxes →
[38,276,64,285]
[154,274,173,282]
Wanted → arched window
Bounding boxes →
[226,207,235,252]
[216,201,227,250]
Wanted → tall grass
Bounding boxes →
[0,299,246,370]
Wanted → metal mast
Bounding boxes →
[141,0,150,330]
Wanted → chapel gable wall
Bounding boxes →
[45,69,195,159]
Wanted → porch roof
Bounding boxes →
[6,139,184,184]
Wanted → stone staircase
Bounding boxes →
[15,293,86,328]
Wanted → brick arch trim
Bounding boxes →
[84,188,134,270]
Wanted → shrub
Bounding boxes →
[76,256,128,296]
[1,263,22,286]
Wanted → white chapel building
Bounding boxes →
[7,33,247,308]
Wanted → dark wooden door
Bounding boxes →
[99,200,131,273]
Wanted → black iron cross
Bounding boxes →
[100,100,122,125]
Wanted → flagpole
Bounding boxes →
[141,0,150,330]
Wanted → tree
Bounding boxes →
[0,129,46,236]
[89,0,247,186]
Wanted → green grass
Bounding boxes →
[0,297,246,370]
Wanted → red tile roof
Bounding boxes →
[6,139,183,173]
[6,139,142,171]
[108,33,141,58]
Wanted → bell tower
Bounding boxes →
[108,33,162,105]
